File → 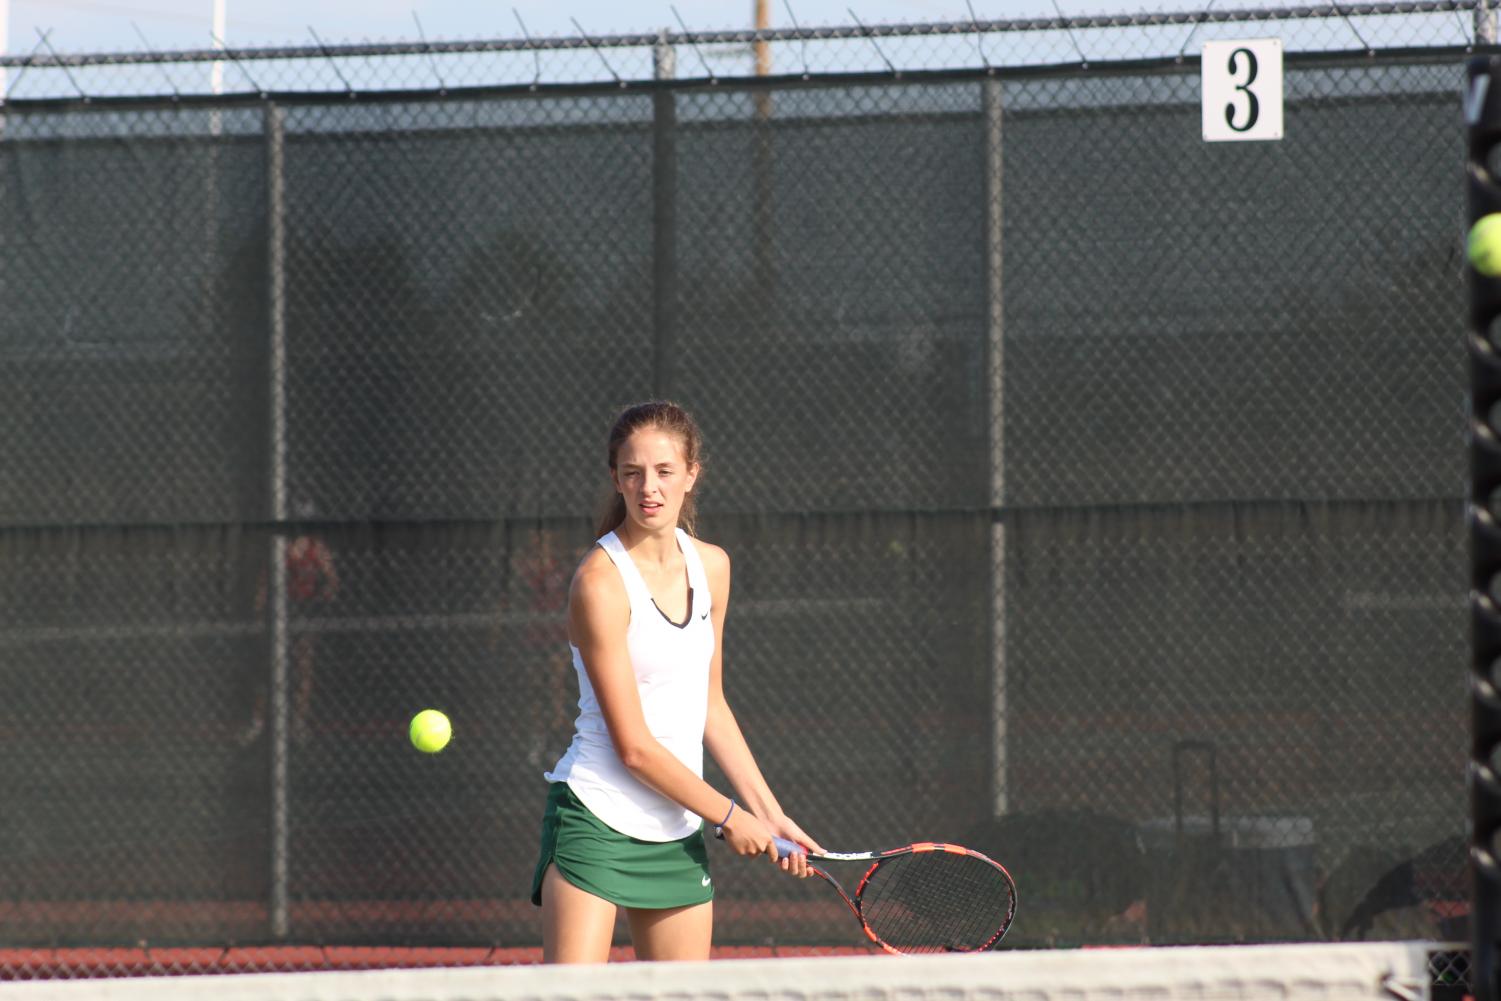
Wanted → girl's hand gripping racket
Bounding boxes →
[773,837,1017,955]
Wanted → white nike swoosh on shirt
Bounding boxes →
[701,876,711,886]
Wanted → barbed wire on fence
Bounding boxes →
[0,1,1491,101]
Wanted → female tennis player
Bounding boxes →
[531,401,824,963]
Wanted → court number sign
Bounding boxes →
[1201,38,1283,142]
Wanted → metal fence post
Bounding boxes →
[983,77,1008,817]
[653,30,677,400]
[1482,1,1498,47]
[264,98,291,942]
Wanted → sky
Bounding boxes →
[5,0,1248,55]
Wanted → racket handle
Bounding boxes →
[773,836,805,860]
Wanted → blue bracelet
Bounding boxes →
[713,800,736,840]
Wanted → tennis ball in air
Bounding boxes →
[1470,214,1501,277]
[409,709,452,754]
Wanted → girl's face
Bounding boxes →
[611,427,698,533]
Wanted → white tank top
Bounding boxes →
[544,528,716,841]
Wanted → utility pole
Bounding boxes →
[1,0,10,106]
[211,0,227,96]
[753,0,771,77]
[752,0,773,303]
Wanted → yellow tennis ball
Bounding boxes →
[1471,213,1501,277]
[409,709,452,753]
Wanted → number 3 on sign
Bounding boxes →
[1202,38,1283,142]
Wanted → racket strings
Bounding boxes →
[858,851,1014,953]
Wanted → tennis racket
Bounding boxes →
[773,836,1017,955]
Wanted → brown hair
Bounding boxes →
[595,401,704,538]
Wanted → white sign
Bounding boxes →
[1202,38,1283,142]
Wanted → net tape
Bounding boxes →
[0,942,1445,1001]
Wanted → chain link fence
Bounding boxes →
[0,0,1476,977]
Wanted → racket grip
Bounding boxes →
[773,837,805,860]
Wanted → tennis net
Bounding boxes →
[0,943,1458,1001]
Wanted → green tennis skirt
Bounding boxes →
[531,782,714,910]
